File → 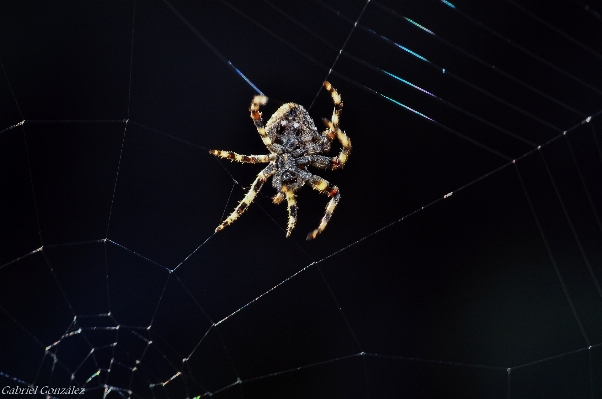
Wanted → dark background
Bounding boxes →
[1,0,602,398]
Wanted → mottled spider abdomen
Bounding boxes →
[265,103,330,154]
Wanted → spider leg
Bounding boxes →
[322,81,352,169]
[249,95,273,147]
[324,81,343,131]
[209,150,275,164]
[306,175,340,240]
[307,155,338,170]
[273,192,285,204]
[215,163,276,233]
[284,190,298,237]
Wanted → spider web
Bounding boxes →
[1,0,602,398]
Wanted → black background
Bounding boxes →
[1,0,602,398]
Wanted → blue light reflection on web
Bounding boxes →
[403,17,434,34]
[378,93,434,122]
[382,70,437,98]
[367,28,430,63]
[228,61,264,96]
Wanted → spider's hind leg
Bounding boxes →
[273,192,285,204]
[285,190,298,237]
[306,175,340,240]
[216,164,276,233]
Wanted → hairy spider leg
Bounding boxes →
[306,175,340,240]
[215,163,276,233]
[285,190,298,237]
[209,150,274,164]
[272,192,285,204]
[322,81,352,169]
[249,95,272,147]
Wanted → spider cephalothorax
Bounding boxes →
[210,81,351,240]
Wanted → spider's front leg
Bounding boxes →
[306,175,340,240]
[322,81,352,170]
[209,150,275,164]
[215,163,276,233]
[249,95,273,148]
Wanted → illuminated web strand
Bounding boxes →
[215,262,315,325]
[344,40,537,147]
[190,344,602,397]
[107,239,170,272]
[171,234,214,272]
[105,120,128,240]
[379,93,433,121]
[228,61,264,96]
[343,26,563,133]
[169,342,602,397]
[0,247,41,270]
[172,276,240,381]
[333,72,511,160]
[312,2,548,145]
[511,343,601,370]
[379,68,537,147]
[3,62,47,254]
[162,0,265,95]
[309,0,371,110]
[371,1,588,118]
[104,2,135,244]
[439,0,602,97]
[0,120,24,135]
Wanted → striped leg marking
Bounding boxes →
[249,95,272,147]
[332,129,351,169]
[285,190,298,237]
[306,176,340,240]
[209,150,273,164]
[216,165,275,233]
[324,81,343,130]
[322,81,351,169]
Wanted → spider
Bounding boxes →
[209,81,351,240]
